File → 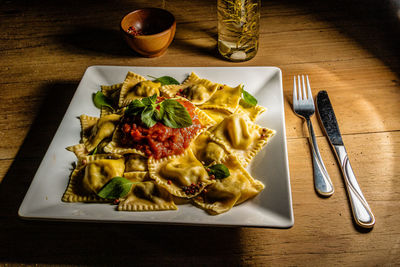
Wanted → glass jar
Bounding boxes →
[217,0,260,62]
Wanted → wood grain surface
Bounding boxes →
[1,0,399,265]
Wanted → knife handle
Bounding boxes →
[334,145,375,228]
[306,119,334,196]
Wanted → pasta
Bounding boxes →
[62,71,275,215]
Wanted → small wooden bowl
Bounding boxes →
[120,8,176,57]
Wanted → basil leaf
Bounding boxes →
[207,164,230,179]
[148,75,180,86]
[93,91,114,110]
[141,105,157,128]
[153,105,164,121]
[150,94,158,103]
[161,99,192,128]
[89,146,98,155]
[130,99,146,110]
[125,99,145,116]
[142,94,158,106]
[97,177,134,199]
[241,87,258,107]
[124,96,191,129]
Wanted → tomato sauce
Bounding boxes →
[120,99,202,159]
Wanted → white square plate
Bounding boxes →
[18,66,293,228]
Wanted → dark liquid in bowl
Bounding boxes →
[123,8,175,36]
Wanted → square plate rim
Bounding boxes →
[18,65,294,228]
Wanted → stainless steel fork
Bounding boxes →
[293,75,334,196]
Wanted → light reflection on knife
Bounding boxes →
[316,90,375,228]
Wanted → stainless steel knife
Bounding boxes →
[316,90,375,228]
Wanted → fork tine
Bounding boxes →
[293,76,297,103]
[297,75,302,100]
[301,75,307,100]
[306,75,313,101]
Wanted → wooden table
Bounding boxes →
[1,0,399,265]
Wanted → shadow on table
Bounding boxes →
[279,0,400,77]
[49,0,223,60]
[0,81,243,266]
[59,26,137,57]
[172,16,220,59]
[59,24,222,60]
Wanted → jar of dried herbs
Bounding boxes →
[217,0,260,62]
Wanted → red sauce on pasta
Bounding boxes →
[120,99,202,159]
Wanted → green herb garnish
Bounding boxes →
[125,94,193,128]
[93,91,115,111]
[241,86,257,107]
[125,99,146,117]
[97,177,138,199]
[141,93,157,106]
[148,75,180,86]
[207,164,230,179]
[89,145,98,155]
[141,105,157,128]
[160,99,193,128]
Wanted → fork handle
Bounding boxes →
[306,118,334,196]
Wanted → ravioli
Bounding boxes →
[118,181,177,211]
[81,156,125,194]
[201,108,231,124]
[122,171,149,182]
[62,154,125,202]
[118,71,148,107]
[101,83,123,97]
[83,114,121,152]
[100,83,122,117]
[62,166,106,202]
[125,154,148,172]
[209,113,275,167]
[190,131,227,165]
[199,84,242,113]
[159,84,183,98]
[124,80,161,104]
[66,143,88,160]
[193,155,264,215]
[236,99,267,122]
[80,115,99,144]
[161,72,219,105]
[148,148,215,198]
[119,170,176,212]
[179,72,219,104]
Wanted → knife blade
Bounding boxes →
[316,90,375,228]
